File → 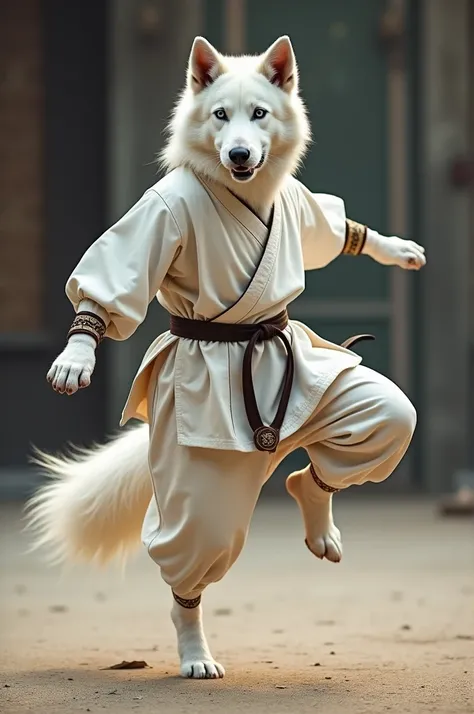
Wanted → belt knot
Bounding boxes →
[258,323,281,341]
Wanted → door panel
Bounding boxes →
[245,0,412,492]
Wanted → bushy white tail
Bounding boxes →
[25,424,152,565]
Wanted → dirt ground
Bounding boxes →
[1,497,473,714]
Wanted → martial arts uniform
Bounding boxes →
[66,167,416,600]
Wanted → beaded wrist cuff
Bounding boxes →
[67,311,107,346]
[343,219,368,256]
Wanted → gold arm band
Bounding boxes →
[67,311,107,346]
[343,219,368,256]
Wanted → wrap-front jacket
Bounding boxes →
[66,167,362,451]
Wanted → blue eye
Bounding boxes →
[214,108,228,121]
[252,107,268,120]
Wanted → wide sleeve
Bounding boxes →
[65,188,183,340]
[296,181,347,270]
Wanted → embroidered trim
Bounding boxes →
[309,463,340,493]
[172,591,202,609]
[343,219,368,256]
[67,312,106,346]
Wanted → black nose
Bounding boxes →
[229,147,250,166]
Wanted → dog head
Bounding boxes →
[161,36,311,191]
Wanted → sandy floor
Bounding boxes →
[1,498,473,714]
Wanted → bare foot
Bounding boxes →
[171,600,225,679]
[286,467,342,562]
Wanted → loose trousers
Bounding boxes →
[141,363,416,599]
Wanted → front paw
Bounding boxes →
[394,239,426,270]
[47,361,94,395]
[46,335,96,395]
[366,231,426,270]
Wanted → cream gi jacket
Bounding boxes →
[66,167,362,451]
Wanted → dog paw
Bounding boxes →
[181,659,225,679]
[304,524,342,562]
[286,468,343,563]
[171,600,225,680]
[367,233,426,270]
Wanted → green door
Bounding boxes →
[244,1,414,494]
[112,1,417,497]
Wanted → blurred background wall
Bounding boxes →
[0,0,473,499]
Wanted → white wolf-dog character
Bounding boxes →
[27,36,425,679]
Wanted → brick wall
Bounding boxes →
[0,1,44,332]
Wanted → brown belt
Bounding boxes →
[169,311,374,453]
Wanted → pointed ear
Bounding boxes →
[187,36,223,93]
[258,36,297,92]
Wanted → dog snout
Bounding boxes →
[229,147,250,166]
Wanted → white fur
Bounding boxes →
[171,601,225,679]
[26,424,151,565]
[364,229,426,270]
[47,333,97,395]
[29,34,426,679]
[160,35,310,222]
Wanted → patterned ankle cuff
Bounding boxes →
[172,591,202,609]
[309,464,340,494]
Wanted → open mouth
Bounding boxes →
[230,154,265,182]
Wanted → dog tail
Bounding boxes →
[25,424,152,566]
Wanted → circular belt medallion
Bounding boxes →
[253,426,279,452]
